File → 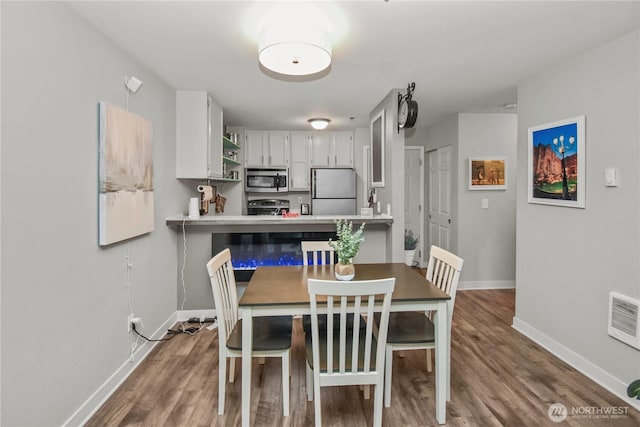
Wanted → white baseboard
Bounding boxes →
[512,316,640,412]
[458,280,515,290]
[63,312,178,427]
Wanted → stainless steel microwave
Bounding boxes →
[245,168,288,193]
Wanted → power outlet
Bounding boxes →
[128,314,134,333]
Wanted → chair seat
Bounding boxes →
[381,311,435,344]
[227,316,293,352]
[305,327,377,372]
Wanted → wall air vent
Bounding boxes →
[608,292,640,350]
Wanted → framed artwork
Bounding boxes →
[370,109,385,187]
[469,158,507,190]
[528,116,585,208]
[99,102,154,246]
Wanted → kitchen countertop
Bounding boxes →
[165,214,393,227]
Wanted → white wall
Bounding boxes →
[1,2,184,424]
[414,113,517,286]
[458,113,517,287]
[514,29,640,407]
[370,89,405,262]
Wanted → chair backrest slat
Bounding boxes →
[308,278,395,378]
[207,249,239,344]
[425,246,464,324]
[301,241,335,266]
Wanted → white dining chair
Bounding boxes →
[382,245,463,407]
[306,277,395,427]
[206,248,292,416]
[301,240,335,266]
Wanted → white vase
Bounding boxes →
[335,262,355,281]
[404,249,416,267]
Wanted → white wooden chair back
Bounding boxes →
[301,241,335,266]
[307,278,395,427]
[425,245,464,324]
[206,248,239,346]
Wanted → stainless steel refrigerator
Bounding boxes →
[311,168,357,215]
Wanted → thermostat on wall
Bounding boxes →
[605,168,618,187]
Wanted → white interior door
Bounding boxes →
[404,146,424,267]
[427,146,452,252]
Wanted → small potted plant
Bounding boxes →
[404,229,419,267]
[329,219,366,280]
[628,379,640,400]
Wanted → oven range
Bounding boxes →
[247,199,290,216]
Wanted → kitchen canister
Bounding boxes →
[188,197,200,219]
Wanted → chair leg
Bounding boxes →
[218,352,226,415]
[306,361,313,401]
[384,346,392,408]
[282,351,290,416]
[426,348,433,373]
[373,382,384,427]
[364,385,370,399]
[229,357,236,383]
[259,356,266,365]
[313,375,322,427]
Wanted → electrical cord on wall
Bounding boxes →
[125,243,142,362]
[178,218,192,333]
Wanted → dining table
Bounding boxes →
[238,262,451,426]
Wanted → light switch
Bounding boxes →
[605,168,618,187]
[482,198,489,209]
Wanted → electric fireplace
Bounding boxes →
[212,231,336,281]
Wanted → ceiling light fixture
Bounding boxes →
[308,118,330,130]
[258,24,332,76]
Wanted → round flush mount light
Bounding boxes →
[259,24,332,76]
[308,118,331,130]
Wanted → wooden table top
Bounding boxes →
[239,263,450,307]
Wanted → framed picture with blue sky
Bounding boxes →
[528,116,585,208]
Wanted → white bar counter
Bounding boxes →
[165,214,393,311]
[166,214,393,227]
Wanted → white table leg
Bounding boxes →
[434,301,447,424]
[241,307,253,427]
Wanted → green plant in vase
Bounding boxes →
[329,219,365,280]
[404,229,419,266]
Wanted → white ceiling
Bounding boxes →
[67,1,639,130]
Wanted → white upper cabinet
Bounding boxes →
[244,130,290,167]
[310,132,332,167]
[244,130,266,167]
[176,91,223,179]
[310,131,353,168]
[333,131,354,168]
[290,132,311,190]
[267,131,290,167]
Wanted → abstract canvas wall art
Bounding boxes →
[99,102,154,246]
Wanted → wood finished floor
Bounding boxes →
[88,288,640,426]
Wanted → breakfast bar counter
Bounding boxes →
[166,214,393,228]
[166,214,394,311]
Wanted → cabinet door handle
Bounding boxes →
[327,156,330,165]
[269,155,272,165]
